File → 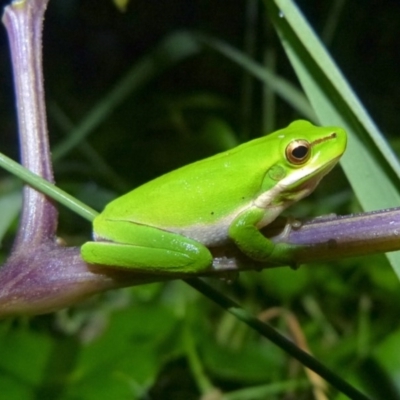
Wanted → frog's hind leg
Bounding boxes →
[81,219,213,274]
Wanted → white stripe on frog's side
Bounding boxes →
[168,201,286,247]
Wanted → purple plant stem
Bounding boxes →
[3,0,56,245]
[282,207,400,263]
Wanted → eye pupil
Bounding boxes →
[292,145,308,159]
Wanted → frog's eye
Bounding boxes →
[286,140,311,165]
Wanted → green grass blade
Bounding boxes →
[0,152,97,222]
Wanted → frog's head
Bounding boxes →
[255,120,347,210]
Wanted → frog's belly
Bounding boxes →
[169,220,232,247]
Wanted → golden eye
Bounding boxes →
[285,140,311,165]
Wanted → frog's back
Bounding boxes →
[103,137,274,227]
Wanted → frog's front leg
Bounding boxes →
[229,208,298,266]
[228,208,276,262]
[81,218,213,274]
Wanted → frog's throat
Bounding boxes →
[253,157,339,209]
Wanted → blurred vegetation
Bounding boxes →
[0,0,400,399]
